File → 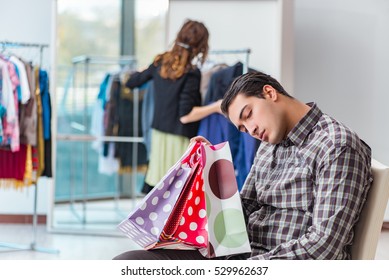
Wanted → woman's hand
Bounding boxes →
[215,99,223,114]
[189,135,212,145]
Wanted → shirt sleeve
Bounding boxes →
[249,145,372,260]
[178,69,202,117]
[125,63,155,89]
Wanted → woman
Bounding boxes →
[125,19,221,193]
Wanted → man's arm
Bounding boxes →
[249,145,372,260]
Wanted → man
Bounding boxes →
[214,71,372,259]
[114,71,372,260]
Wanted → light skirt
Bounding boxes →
[145,129,189,186]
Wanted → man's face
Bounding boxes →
[228,90,287,144]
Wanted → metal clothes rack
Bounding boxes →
[56,55,142,230]
[208,48,251,74]
[0,40,46,66]
[0,41,59,254]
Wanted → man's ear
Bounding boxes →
[262,85,278,101]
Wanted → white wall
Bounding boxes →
[0,0,54,215]
[294,0,389,220]
[167,0,294,93]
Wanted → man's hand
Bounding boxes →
[189,136,212,146]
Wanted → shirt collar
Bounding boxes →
[280,102,323,148]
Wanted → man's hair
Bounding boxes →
[221,71,292,115]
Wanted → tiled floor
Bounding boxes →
[0,223,388,260]
[51,198,138,234]
[0,224,140,260]
[1,199,142,260]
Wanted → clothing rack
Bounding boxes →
[55,55,141,231]
[0,40,47,66]
[209,48,251,74]
[72,55,137,66]
[0,41,59,254]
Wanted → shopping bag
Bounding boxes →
[156,141,250,256]
[118,141,250,258]
[151,142,207,250]
[159,160,208,249]
[155,162,206,249]
[117,142,200,249]
[199,142,251,258]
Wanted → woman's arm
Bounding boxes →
[180,99,223,124]
[125,63,155,89]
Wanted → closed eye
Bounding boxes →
[237,105,251,133]
[238,125,248,133]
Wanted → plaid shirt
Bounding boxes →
[241,103,373,260]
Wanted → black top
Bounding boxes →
[125,62,201,138]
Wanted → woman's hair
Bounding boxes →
[221,71,292,115]
[154,19,209,80]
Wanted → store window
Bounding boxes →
[134,0,168,68]
[55,0,122,203]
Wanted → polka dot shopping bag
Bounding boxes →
[160,156,208,249]
[118,141,250,258]
[117,142,201,250]
[198,142,251,258]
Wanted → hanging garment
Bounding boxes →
[93,92,120,176]
[91,97,120,175]
[0,104,5,142]
[114,78,148,170]
[0,45,50,188]
[141,81,154,160]
[0,144,27,182]
[97,73,148,172]
[19,61,37,146]
[97,73,111,108]
[200,63,228,104]
[198,62,261,190]
[41,138,52,177]
[23,144,35,186]
[39,69,52,177]
[35,67,44,177]
[104,75,119,144]
[0,57,19,151]
[39,69,51,140]
[9,56,31,104]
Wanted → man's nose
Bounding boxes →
[246,122,256,136]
